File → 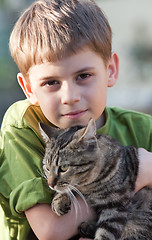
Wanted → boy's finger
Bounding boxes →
[79,238,93,240]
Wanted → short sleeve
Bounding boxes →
[1,124,53,217]
[10,177,52,217]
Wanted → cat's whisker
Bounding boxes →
[67,189,78,218]
[70,189,81,214]
[69,185,89,214]
[66,188,80,220]
[37,169,47,180]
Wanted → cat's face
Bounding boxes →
[40,119,102,193]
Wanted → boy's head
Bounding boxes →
[9,0,119,129]
[9,0,112,78]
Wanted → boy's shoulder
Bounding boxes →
[1,99,50,132]
[1,99,31,128]
[106,106,152,122]
[102,106,152,149]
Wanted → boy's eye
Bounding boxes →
[42,80,59,86]
[77,73,91,81]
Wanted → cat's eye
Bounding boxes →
[46,165,50,171]
[59,164,69,172]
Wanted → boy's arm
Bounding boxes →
[25,197,96,240]
[136,148,152,192]
[25,148,152,240]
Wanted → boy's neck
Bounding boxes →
[96,111,106,130]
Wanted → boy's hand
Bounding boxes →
[136,148,152,192]
[79,238,93,240]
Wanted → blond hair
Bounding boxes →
[9,0,112,78]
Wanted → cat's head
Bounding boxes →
[39,119,102,193]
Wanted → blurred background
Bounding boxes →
[0,0,152,126]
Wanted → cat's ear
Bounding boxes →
[39,122,60,143]
[78,118,97,143]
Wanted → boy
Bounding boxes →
[0,0,152,239]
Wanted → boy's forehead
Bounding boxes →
[28,47,104,80]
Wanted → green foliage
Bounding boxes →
[0,0,5,7]
[0,58,18,89]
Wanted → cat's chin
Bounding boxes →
[48,182,67,193]
[53,186,67,194]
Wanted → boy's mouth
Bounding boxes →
[62,109,88,119]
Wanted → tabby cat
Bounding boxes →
[40,119,152,240]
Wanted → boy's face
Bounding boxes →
[19,48,118,129]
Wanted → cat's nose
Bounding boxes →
[48,176,57,190]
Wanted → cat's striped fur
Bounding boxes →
[40,119,152,240]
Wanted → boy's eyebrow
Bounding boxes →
[39,76,59,81]
[39,67,95,81]
[74,67,95,75]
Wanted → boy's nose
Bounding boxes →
[60,82,80,105]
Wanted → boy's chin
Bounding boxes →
[59,118,89,129]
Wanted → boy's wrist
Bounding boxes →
[136,148,152,192]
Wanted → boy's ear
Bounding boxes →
[17,73,38,105]
[107,52,119,87]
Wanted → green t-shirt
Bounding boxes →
[0,99,152,239]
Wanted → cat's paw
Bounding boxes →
[78,221,96,239]
[52,193,71,216]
